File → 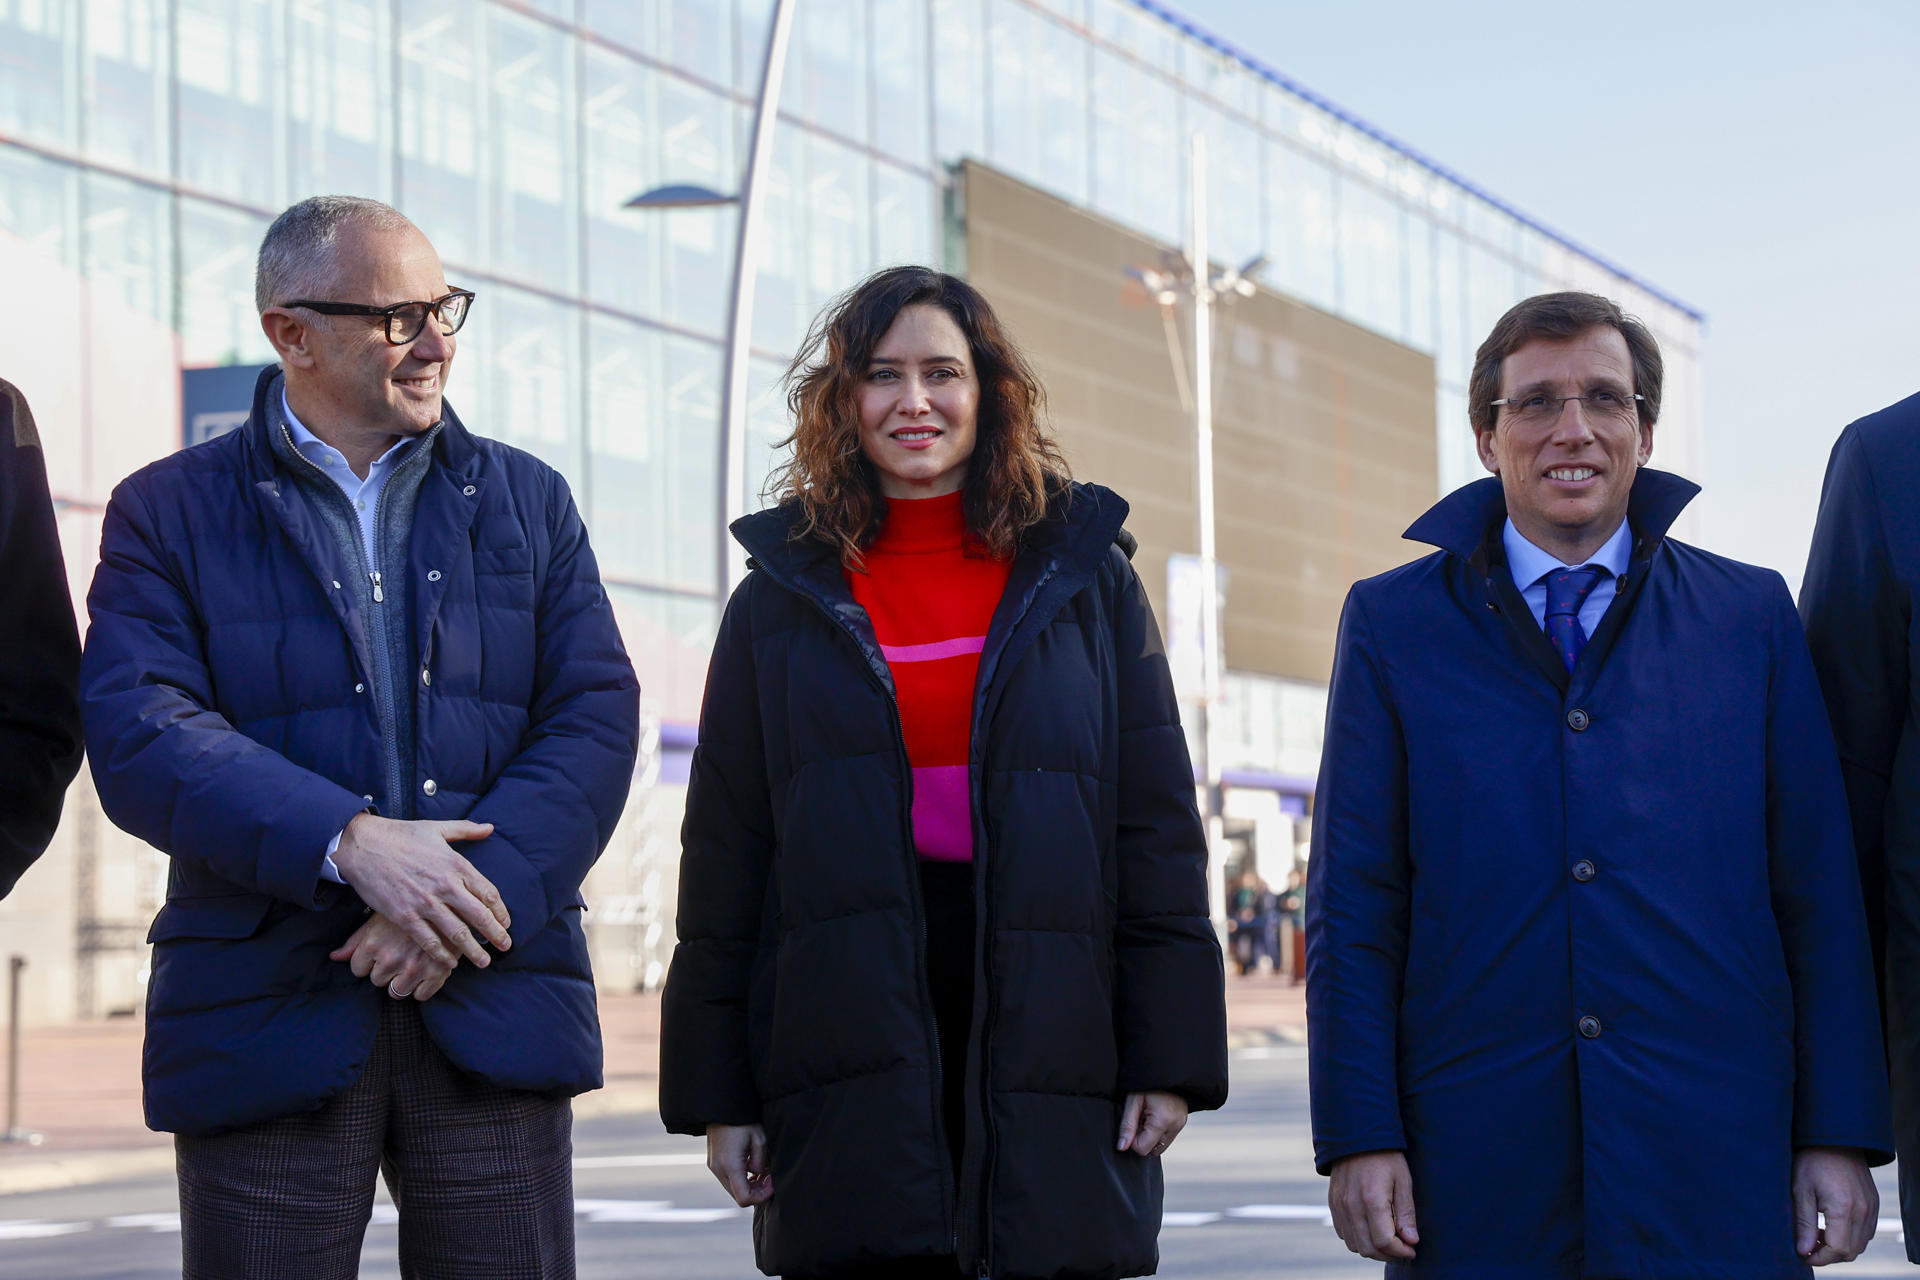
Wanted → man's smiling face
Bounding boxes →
[1476,324,1653,561]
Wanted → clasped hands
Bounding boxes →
[325,813,514,1001]
[1328,1145,1877,1265]
[704,1092,1189,1208]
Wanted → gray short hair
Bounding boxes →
[255,196,415,313]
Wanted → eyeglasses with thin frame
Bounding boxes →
[1491,389,1645,429]
[284,289,476,346]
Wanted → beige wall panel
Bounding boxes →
[962,162,1437,683]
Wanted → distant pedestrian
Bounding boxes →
[0,377,82,899]
[1308,292,1890,1274]
[659,265,1227,1279]
[1801,388,1920,1257]
[80,196,640,1280]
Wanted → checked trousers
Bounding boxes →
[176,997,575,1280]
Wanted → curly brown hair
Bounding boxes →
[771,266,1070,568]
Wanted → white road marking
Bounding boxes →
[104,1213,181,1233]
[575,1199,746,1224]
[1161,1211,1223,1227]
[574,1153,707,1168]
[0,1220,88,1240]
[1226,1204,1333,1223]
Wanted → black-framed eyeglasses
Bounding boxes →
[1491,389,1645,428]
[285,289,476,346]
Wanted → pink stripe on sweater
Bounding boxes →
[880,635,986,663]
[911,765,973,862]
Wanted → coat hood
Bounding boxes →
[1403,467,1701,562]
[729,480,1134,593]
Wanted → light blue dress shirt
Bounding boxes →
[283,391,418,885]
[1503,516,1633,640]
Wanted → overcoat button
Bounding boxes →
[354,682,365,693]
[462,485,476,496]
[427,569,442,582]
[1566,708,1590,731]
[422,779,438,796]
[331,580,341,590]
[1571,860,1596,882]
[421,668,431,687]
[1578,1015,1602,1039]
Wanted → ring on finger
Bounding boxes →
[388,980,412,999]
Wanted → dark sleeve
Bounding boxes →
[1765,581,1895,1161]
[0,380,82,899]
[1305,587,1411,1174]
[658,574,777,1134]
[80,478,367,906]
[461,470,641,941]
[1800,424,1905,987]
[1108,552,1228,1111]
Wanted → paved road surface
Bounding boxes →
[1,1046,1909,1278]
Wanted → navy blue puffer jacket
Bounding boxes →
[659,483,1228,1280]
[81,368,640,1136]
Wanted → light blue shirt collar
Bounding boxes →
[281,389,414,474]
[1503,516,1633,592]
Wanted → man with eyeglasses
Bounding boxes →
[1801,388,1920,1263]
[80,195,639,1279]
[1308,291,1890,1275]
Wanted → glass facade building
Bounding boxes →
[0,0,1702,1017]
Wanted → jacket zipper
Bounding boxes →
[279,425,407,821]
[956,561,1054,1279]
[803,598,959,1246]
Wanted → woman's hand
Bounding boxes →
[1117,1091,1189,1157]
[707,1123,774,1206]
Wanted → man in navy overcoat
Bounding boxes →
[0,377,82,899]
[1308,292,1892,1277]
[1801,388,1920,1258]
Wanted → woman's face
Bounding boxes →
[856,303,980,500]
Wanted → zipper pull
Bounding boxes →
[370,570,384,603]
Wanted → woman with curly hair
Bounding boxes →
[658,265,1227,1280]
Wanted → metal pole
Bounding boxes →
[716,0,798,602]
[4,954,38,1144]
[1189,133,1228,932]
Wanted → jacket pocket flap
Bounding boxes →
[147,894,276,942]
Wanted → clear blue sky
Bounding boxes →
[1165,0,1920,590]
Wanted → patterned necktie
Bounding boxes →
[1542,565,1607,672]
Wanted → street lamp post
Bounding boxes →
[626,0,797,603]
[1125,132,1264,932]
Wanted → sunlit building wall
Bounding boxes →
[0,0,1703,1022]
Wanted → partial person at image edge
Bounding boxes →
[0,377,83,900]
[78,197,639,1280]
[1308,291,1891,1276]
[658,265,1228,1280]
[1801,387,1920,1263]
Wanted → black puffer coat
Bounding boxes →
[660,482,1228,1279]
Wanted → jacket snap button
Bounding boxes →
[421,668,431,687]
[1566,708,1590,731]
[331,580,341,590]
[354,682,365,694]
[1571,860,1596,882]
[427,569,442,582]
[462,485,476,496]
[1578,1015,1602,1039]
[422,779,437,796]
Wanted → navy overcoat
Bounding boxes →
[80,368,640,1135]
[1801,390,1920,1255]
[659,483,1228,1280]
[1308,469,1891,1278]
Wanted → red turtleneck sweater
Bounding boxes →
[847,491,1012,863]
